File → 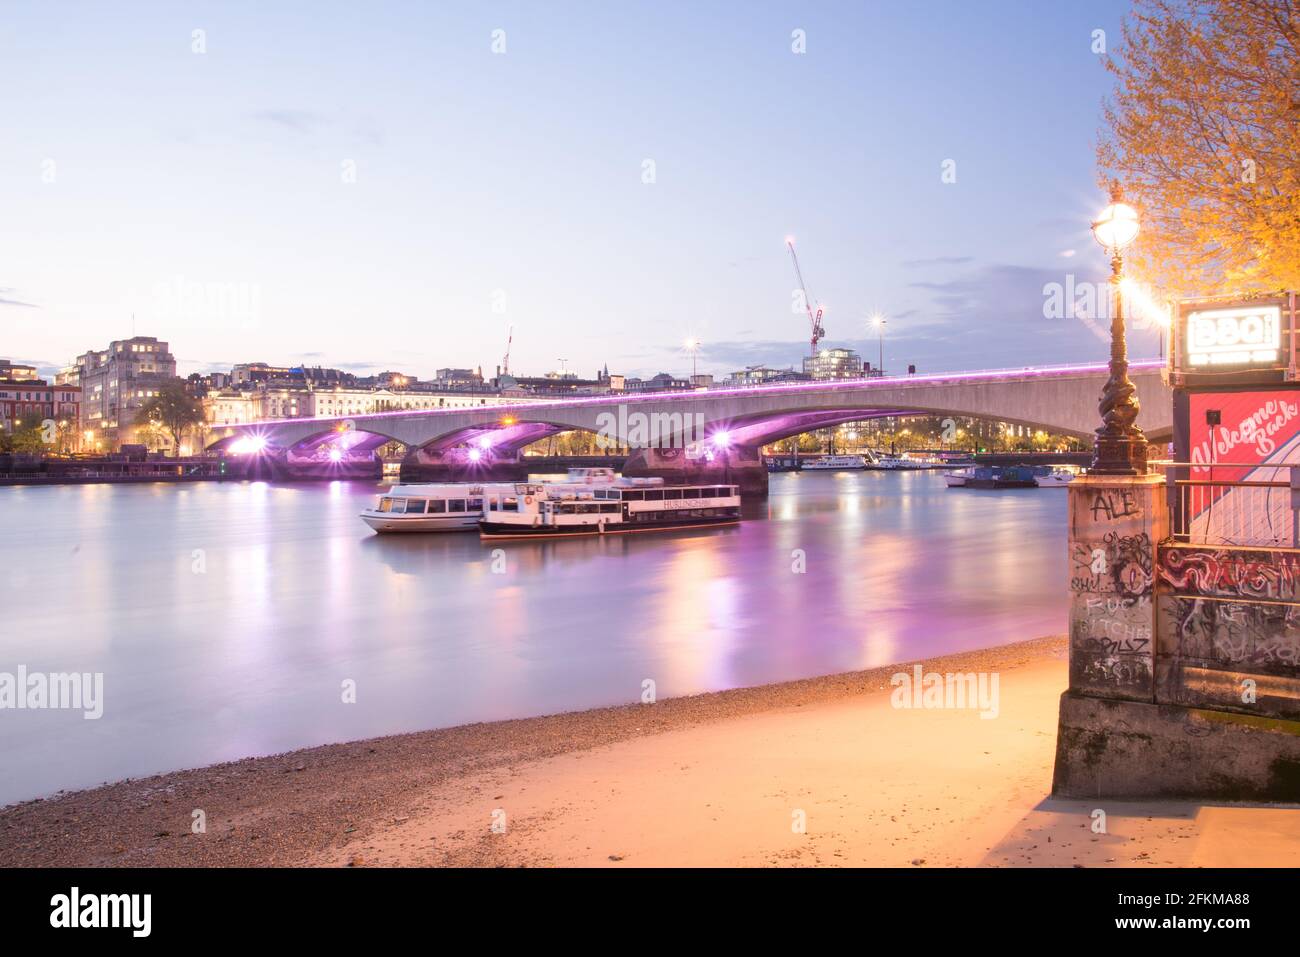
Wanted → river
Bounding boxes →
[0,471,1067,805]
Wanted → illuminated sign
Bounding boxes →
[1185,304,1282,367]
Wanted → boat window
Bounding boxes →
[593,489,606,499]
[428,500,447,513]
[605,489,620,500]
[663,489,683,500]
[378,498,394,512]
[621,490,643,501]
[503,497,517,510]
[645,489,664,501]
[404,499,426,514]
[600,503,619,513]
[448,499,466,512]
[468,498,483,510]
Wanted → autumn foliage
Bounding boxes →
[1100,0,1300,296]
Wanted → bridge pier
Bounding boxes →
[622,446,769,496]
[399,446,528,484]
[1052,474,1300,799]
[282,448,382,480]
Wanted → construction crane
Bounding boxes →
[501,324,513,377]
[786,237,825,356]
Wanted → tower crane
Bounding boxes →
[501,325,513,377]
[786,237,825,356]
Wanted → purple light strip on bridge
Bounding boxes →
[232,359,1167,431]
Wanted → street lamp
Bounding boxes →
[870,313,886,376]
[683,337,701,383]
[1089,180,1148,475]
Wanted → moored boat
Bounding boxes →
[360,468,635,533]
[360,482,519,533]
[943,468,972,487]
[1033,466,1082,487]
[802,454,871,471]
[480,479,741,539]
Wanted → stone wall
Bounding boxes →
[1054,474,1300,799]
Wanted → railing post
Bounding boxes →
[1290,467,1300,549]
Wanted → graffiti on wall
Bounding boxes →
[1158,545,1300,673]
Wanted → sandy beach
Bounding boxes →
[3,634,1297,868]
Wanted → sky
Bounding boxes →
[0,0,1159,383]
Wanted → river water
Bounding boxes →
[0,471,1067,805]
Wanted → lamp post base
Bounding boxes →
[1090,434,1149,476]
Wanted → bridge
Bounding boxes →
[212,360,1172,491]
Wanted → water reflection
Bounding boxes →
[0,472,1066,803]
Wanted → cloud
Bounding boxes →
[0,287,38,308]
[251,109,326,133]
[899,256,974,268]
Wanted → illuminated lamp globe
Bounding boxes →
[1091,196,1139,254]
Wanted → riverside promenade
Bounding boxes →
[4,636,1295,868]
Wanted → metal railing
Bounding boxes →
[1163,461,1300,548]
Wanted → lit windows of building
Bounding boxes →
[802,347,864,380]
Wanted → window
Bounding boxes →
[428,500,447,513]
[645,489,664,501]
[378,498,394,512]
[664,489,683,500]
[404,499,426,514]
[605,489,621,500]
[600,503,619,513]
[468,498,482,511]
[448,499,467,512]
[622,490,644,501]
[593,489,606,499]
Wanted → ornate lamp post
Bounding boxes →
[1089,181,1148,475]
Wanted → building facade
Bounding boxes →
[72,336,178,449]
[0,359,82,445]
[802,347,864,380]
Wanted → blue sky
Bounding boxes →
[1,0,1154,381]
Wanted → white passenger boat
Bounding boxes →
[802,454,871,471]
[479,479,741,539]
[359,468,639,533]
[360,482,520,533]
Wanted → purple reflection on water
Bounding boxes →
[0,471,1066,804]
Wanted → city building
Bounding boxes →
[802,347,864,380]
[0,359,81,442]
[0,360,40,383]
[71,336,177,449]
[721,365,811,388]
[623,372,693,393]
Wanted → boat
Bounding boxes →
[359,467,643,533]
[479,479,742,539]
[959,465,1047,489]
[360,482,521,533]
[802,454,871,471]
[1034,466,1082,488]
[944,468,972,487]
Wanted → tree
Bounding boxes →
[133,379,205,456]
[1099,0,1300,296]
[1,418,52,454]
